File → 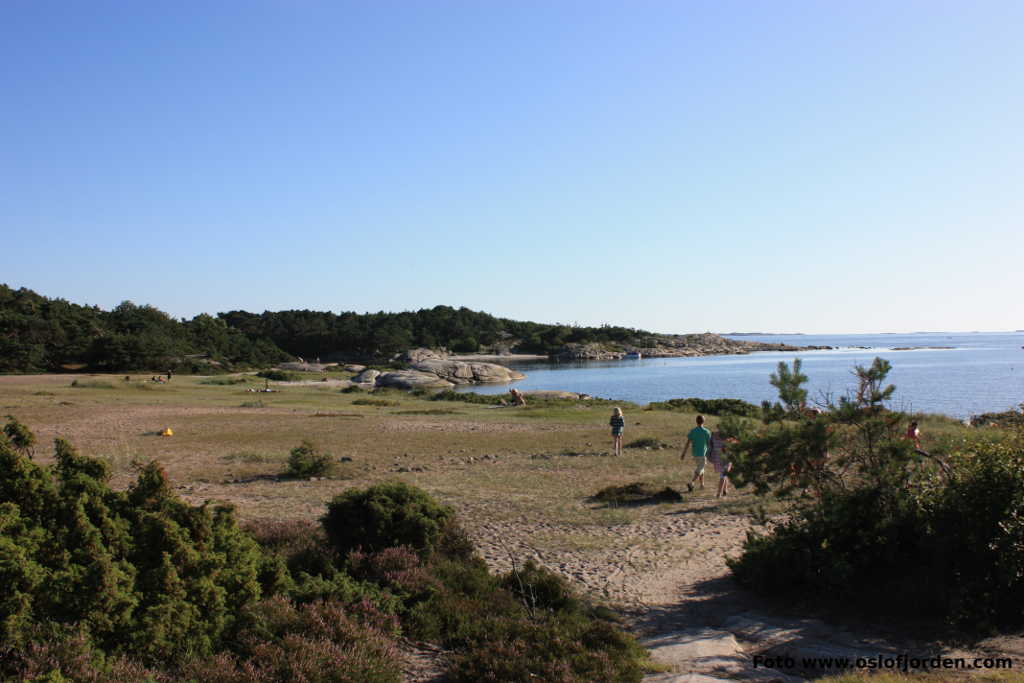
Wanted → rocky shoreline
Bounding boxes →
[280,334,830,391]
[552,333,830,361]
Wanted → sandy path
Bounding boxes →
[461,497,752,621]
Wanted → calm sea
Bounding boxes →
[454,332,1024,419]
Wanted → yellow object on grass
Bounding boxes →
[161,427,173,437]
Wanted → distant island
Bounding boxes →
[725,332,806,336]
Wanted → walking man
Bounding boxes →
[681,415,712,492]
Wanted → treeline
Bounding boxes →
[0,285,288,373]
[1,284,651,373]
[220,306,646,359]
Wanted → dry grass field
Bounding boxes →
[0,372,767,613]
[6,373,1020,680]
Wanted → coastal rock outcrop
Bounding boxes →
[525,390,585,400]
[398,348,446,364]
[375,370,454,390]
[352,369,381,384]
[554,343,625,361]
[411,359,525,384]
[629,333,830,358]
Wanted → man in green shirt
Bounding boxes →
[681,415,712,492]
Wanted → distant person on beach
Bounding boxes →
[906,421,921,449]
[166,369,172,382]
[708,430,733,497]
[681,415,712,492]
[609,407,625,456]
[509,388,527,406]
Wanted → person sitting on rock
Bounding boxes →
[509,388,527,406]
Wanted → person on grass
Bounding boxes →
[610,407,625,456]
[906,421,921,449]
[681,415,712,492]
[707,430,733,497]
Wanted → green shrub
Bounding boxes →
[645,397,759,417]
[3,415,36,458]
[257,369,300,382]
[340,384,365,393]
[624,437,666,449]
[500,559,581,614]
[322,481,455,557]
[352,398,400,407]
[285,440,334,478]
[69,379,115,389]
[727,363,1024,632]
[591,482,683,506]
[199,376,249,385]
[0,426,268,671]
[430,390,507,405]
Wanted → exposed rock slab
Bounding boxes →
[642,626,801,682]
[411,359,525,384]
[375,371,454,390]
[644,629,747,676]
[399,348,447,363]
[524,390,583,400]
[352,369,381,384]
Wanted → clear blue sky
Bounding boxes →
[3,1,1021,334]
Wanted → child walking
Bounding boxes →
[610,407,625,456]
[708,430,733,497]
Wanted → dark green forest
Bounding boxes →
[0,284,649,373]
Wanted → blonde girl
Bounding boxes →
[610,407,625,456]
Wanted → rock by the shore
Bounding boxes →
[524,390,585,400]
[412,359,525,384]
[635,333,829,358]
[398,348,447,364]
[343,364,366,373]
[352,369,381,384]
[554,343,625,360]
[375,370,454,390]
[550,334,828,361]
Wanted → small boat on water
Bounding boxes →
[624,351,642,360]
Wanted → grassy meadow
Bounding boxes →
[1,373,755,545]
[4,372,1023,681]
[1,372,973,558]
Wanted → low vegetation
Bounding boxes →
[591,482,683,506]
[624,437,668,449]
[970,405,1024,428]
[285,440,335,478]
[257,369,302,382]
[0,419,649,681]
[352,398,401,408]
[646,396,760,417]
[727,358,1024,634]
